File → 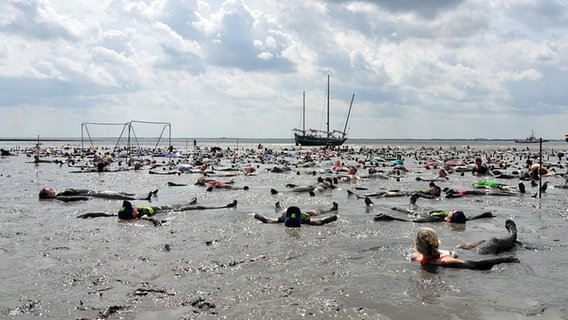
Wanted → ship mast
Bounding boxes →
[326,75,330,138]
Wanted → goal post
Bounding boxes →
[81,122,130,152]
[128,120,172,153]
[80,121,172,158]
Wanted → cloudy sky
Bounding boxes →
[1,0,567,140]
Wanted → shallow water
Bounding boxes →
[1,139,568,319]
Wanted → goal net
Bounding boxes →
[81,120,172,156]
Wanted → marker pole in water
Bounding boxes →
[539,138,542,198]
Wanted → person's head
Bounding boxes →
[445,210,467,223]
[438,168,447,177]
[196,177,206,185]
[475,157,482,165]
[284,206,302,228]
[429,182,441,196]
[348,166,357,175]
[39,188,57,199]
[415,227,441,260]
[97,161,108,172]
[118,200,138,219]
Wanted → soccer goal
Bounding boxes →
[81,120,172,156]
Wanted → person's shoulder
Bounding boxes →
[410,252,422,261]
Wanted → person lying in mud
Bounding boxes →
[472,179,527,191]
[67,160,130,173]
[270,177,336,196]
[196,176,233,188]
[179,163,208,174]
[443,182,527,198]
[76,199,238,226]
[195,176,249,191]
[337,166,360,182]
[1,148,15,156]
[383,154,410,173]
[243,164,256,175]
[39,187,157,202]
[358,167,394,180]
[471,157,492,176]
[415,169,450,182]
[411,221,520,270]
[410,182,442,204]
[374,208,494,223]
[347,188,413,199]
[442,182,526,199]
[254,202,338,227]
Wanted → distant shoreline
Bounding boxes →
[0,137,559,142]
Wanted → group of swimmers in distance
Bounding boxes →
[30,142,556,272]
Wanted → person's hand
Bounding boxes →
[146,217,163,227]
[500,256,520,263]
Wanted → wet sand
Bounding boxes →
[1,139,567,319]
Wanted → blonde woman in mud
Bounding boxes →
[411,222,520,270]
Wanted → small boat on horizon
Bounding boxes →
[514,129,548,143]
[292,75,355,147]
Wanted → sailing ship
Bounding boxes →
[293,75,354,146]
[514,129,548,143]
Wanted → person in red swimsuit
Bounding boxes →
[411,227,520,270]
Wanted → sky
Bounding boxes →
[1,0,567,140]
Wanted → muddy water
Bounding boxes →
[1,140,567,319]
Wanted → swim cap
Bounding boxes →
[118,200,134,219]
[449,211,466,224]
[284,206,302,228]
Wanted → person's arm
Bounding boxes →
[444,256,520,270]
[391,207,413,214]
[76,212,164,226]
[140,216,164,226]
[307,215,337,225]
[76,212,116,218]
[410,216,445,223]
[455,240,485,250]
[254,213,282,223]
[54,195,90,202]
[374,213,411,222]
[467,212,495,220]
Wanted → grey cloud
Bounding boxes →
[504,65,568,115]
[0,75,135,109]
[326,0,465,19]
[156,0,296,72]
[0,0,80,41]
[507,1,568,31]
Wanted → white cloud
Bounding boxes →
[0,0,567,139]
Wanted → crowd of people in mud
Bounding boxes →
[9,140,568,271]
